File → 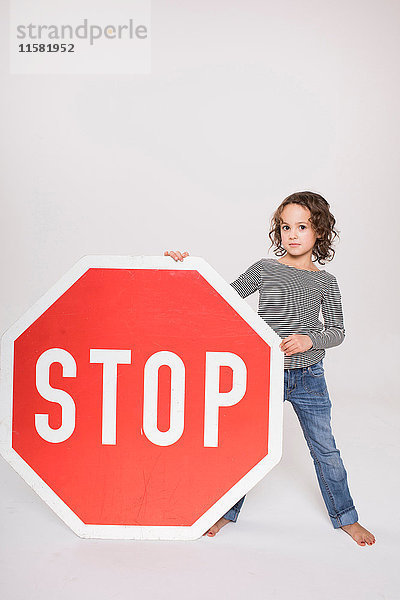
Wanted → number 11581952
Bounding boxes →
[18,43,75,52]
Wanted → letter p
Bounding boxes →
[204,352,247,447]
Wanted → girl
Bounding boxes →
[164,191,375,547]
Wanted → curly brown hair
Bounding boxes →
[268,191,339,265]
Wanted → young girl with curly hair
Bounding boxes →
[165,191,375,547]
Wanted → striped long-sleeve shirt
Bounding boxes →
[230,258,345,369]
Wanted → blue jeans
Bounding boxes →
[223,360,359,529]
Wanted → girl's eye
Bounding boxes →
[281,225,307,231]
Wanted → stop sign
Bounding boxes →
[0,255,283,540]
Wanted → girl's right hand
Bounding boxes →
[164,250,190,262]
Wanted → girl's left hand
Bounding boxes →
[280,334,312,356]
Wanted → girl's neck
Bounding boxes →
[276,256,320,272]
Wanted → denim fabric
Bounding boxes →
[223,360,359,529]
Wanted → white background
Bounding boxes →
[0,1,399,598]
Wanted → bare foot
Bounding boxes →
[203,517,231,537]
[341,522,376,546]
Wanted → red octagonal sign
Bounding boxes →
[0,256,283,540]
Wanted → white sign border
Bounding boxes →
[0,255,284,540]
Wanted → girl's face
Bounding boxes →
[279,203,317,258]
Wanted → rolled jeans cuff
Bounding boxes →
[330,506,359,529]
[223,507,240,522]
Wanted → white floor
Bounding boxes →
[1,391,398,600]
